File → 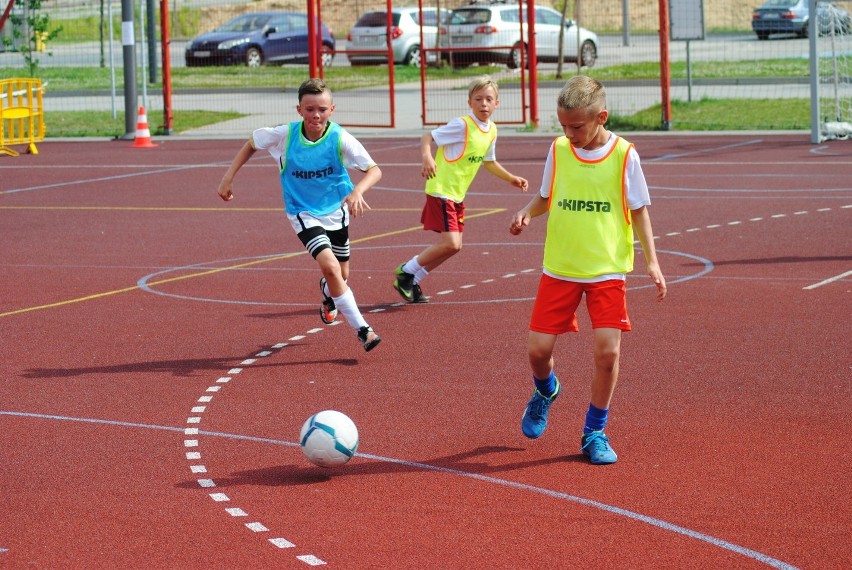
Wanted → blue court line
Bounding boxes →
[1,410,796,569]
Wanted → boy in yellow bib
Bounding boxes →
[509,76,667,464]
[393,76,528,303]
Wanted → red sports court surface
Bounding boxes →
[0,134,850,569]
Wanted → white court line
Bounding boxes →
[0,410,798,570]
[803,270,852,290]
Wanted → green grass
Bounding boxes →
[523,97,811,133]
[609,97,811,131]
[0,63,487,91]
[543,58,809,82]
[45,109,244,137]
[1,56,813,135]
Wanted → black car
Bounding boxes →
[185,11,335,67]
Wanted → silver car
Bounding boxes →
[445,3,598,69]
[346,6,450,67]
[346,7,447,67]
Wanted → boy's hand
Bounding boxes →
[218,180,234,201]
[421,156,437,179]
[513,176,529,192]
[509,211,530,235]
[647,262,667,302]
[344,190,371,217]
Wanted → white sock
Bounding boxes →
[333,288,368,331]
[402,256,422,276]
[323,278,347,298]
[414,267,429,285]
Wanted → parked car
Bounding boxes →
[443,3,599,69]
[185,11,335,67]
[346,7,449,67]
[751,0,850,40]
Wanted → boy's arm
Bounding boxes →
[218,141,256,201]
[483,160,528,192]
[420,132,437,179]
[631,206,667,302]
[346,165,382,217]
[509,193,549,235]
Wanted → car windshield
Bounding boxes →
[758,0,799,8]
[354,12,402,27]
[449,8,492,25]
[217,14,271,33]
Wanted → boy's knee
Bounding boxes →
[595,348,620,371]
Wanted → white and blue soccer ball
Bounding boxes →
[299,410,359,468]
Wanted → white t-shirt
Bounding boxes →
[250,123,377,233]
[539,132,651,283]
[251,123,377,173]
[538,132,650,210]
[430,113,497,162]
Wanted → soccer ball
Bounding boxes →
[299,410,359,468]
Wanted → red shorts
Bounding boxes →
[529,275,631,334]
[421,194,464,233]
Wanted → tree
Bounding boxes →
[1,0,63,76]
[555,0,581,79]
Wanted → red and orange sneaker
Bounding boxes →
[319,277,337,324]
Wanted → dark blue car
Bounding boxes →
[185,11,335,67]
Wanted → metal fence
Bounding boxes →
[0,0,849,138]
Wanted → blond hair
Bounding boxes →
[468,75,499,99]
[557,75,606,114]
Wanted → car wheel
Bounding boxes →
[508,42,526,70]
[756,31,769,40]
[579,40,597,68]
[321,48,334,68]
[797,20,809,38]
[404,45,421,67]
[246,47,263,67]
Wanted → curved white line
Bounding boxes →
[1,410,797,569]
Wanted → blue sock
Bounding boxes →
[584,403,608,434]
[533,372,556,398]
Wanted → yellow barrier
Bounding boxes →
[0,78,46,157]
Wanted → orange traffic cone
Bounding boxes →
[132,106,158,148]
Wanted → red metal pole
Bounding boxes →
[159,0,173,134]
[658,0,671,130]
[0,0,16,34]
[316,0,324,78]
[526,0,537,127]
[307,0,317,77]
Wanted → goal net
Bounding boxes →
[813,1,852,141]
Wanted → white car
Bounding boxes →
[445,3,598,69]
[347,7,448,67]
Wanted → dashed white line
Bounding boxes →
[184,338,329,565]
[246,522,269,532]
